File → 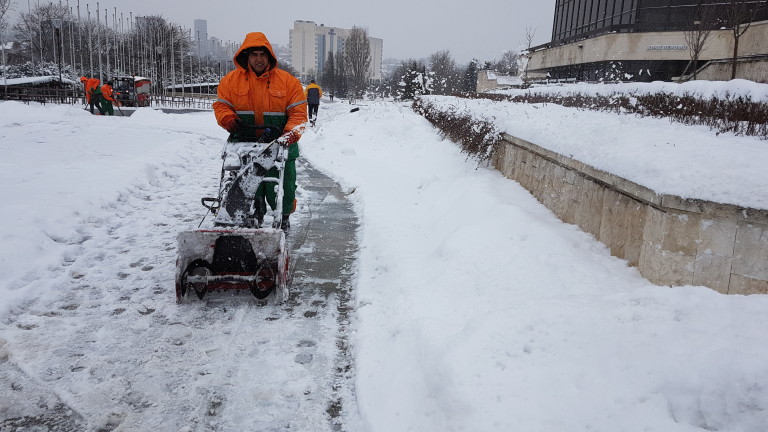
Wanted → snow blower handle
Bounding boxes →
[240,124,279,143]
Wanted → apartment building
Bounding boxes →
[289,20,383,83]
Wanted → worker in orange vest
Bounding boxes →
[80,76,104,115]
[100,81,117,116]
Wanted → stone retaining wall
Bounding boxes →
[492,133,768,295]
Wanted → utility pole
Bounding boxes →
[52,19,63,83]
[77,0,83,77]
[104,9,109,80]
[87,4,93,77]
[96,1,102,81]
[28,0,35,75]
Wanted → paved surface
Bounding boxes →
[286,158,360,428]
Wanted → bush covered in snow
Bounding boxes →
[475,83,768,139]
[412,97,502,162]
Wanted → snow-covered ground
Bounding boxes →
[2,81,768,432]
[496,78,768,102]
[421,79,768,210]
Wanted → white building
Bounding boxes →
[289,20,383,83]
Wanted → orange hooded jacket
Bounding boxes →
[82,77,100,102]
[213,32,307,141]
[101,83,116,103]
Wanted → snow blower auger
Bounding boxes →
[175,126,291,304]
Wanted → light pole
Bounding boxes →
[156,45,163,97]
[52,19,63,83]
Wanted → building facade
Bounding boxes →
[289,20,383,83]
[193,19,209,58]
[528,0,768,82]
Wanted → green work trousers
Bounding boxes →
[258,155,297,215]
[101,98,114,116]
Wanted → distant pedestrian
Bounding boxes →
[305,79,323,125]
[81,76,103,115]
[329,93,334,102]
[100,81,116,116]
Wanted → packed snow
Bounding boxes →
[2,80,768,432]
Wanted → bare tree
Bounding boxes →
[683,2,718,80]
[1,0,13,90]
[12,2,68,64]
[494,50,520,76]
[725,0,766,79]
[522,26,536,82]
[0,0,11,36]
[344,26,370,100]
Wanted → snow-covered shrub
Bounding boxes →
[412,97,502,161]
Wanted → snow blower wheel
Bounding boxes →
[251,262,277,299]
[179,259,212,302]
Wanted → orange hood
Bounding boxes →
[233,32,278,72]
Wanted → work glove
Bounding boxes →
[277,130,301,146]
[221,115,242,134]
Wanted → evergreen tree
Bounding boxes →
[428,50,458,95]
[462,59,478,93]
[321,51,336,96]
[335,53,348,98]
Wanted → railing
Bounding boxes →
[0,87,213,110]
[0,87,82,105]
[150,94,213,110]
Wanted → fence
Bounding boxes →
[0,86,81,105]
[0,87,213,110]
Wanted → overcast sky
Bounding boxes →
[14,1,555,64]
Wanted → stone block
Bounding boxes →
[624,200,647,267]
[642,206,666,246]
[729,273,768,295]
[692,253,732,294]
[696,216,737,257]
[639,242,695,286]
[598,189,646,265]
[660,211,701,256]
[732,221,768,280]
[573,178,605,239]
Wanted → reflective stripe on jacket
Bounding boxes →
[101,84,115,102]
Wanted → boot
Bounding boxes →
[280,214,290,232]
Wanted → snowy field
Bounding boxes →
[2,84,768,432]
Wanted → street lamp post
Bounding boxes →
[156,45,163,97]
[52,19,63,83]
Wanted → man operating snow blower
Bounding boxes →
[175,32,307,304]
[214,32,307,231]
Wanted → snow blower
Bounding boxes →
[175,126,290,304]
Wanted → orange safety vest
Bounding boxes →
[101,84,115,102]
